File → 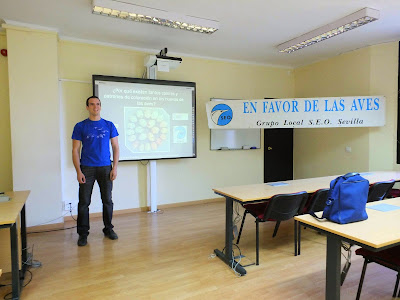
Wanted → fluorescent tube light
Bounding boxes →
[92,0,219,34]
[277,8,379,53]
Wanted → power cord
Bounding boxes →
[231,244,243,277]
[28,206,77,234]
[233,202,243,226]
[2,244,41,300]
[28,203,78,227]
[28,226,77,234]
[147,209,164,214]
[340,242,352,285]
[232,202,244,239]
[210,245,243,277]
[68,203,77,221]
[3,270,33,300]
[24,244,42,269]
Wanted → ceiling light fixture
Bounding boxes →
[92,0,219,34]
[277,8,379,54]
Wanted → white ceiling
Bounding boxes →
[1,0,400,68]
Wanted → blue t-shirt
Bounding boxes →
[72,118,119,167]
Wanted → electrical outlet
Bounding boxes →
[64,201,77,211]
[64,201,72,211]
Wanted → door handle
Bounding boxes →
[267,146,272,150]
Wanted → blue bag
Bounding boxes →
[314,173,369,224]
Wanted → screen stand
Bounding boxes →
[146,65,160,213]
[147,160,160,213]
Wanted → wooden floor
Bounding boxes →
[0,201,398,300]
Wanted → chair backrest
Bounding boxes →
[307,188,330,213]
[355,245,400,271]
[367,180,395,203]
[263,191,308,221]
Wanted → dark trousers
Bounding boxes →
[78,165,114,236]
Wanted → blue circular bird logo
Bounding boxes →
[211,104,233,126]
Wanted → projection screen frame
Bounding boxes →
[92,74,197,162]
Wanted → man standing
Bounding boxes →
[72,96,119,246]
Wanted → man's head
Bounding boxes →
[86,96,101,119]
[86,96,101,107]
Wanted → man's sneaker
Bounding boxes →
[77,235,87,246]
[104,229,118,240]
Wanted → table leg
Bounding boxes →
[21,205,27,276]
[214,197,246,276]
[10,222,20,300]
[326,234,341,300]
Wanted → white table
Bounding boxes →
[295,197,400,300]
[212,171,400,276]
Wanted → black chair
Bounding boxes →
[353,180,396,295]
[355,245,400,299]
[387,188,400,198]
[236,191,308,265]
[296,188,330,255]
[367,180,395,203]
[306,188,330,213]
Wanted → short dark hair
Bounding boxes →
[86,96,101,106]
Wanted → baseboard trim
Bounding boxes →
[62,197,225,222]
[63,207,143,222]
[146,197,225,211]
[27,198,224,232]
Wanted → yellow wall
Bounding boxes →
[294,43,399,178]
[368,43,399,171]
[5,25,62,226]
[0,33,13,273]
[1,26,399,222]
[0,33,12,191]
[59,40,295,213]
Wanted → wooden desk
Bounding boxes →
[295,198,400,300]
[0,191,30,300]
[212,171,400,276]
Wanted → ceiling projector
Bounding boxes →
[144,48,182,72]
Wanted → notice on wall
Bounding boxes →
[206,96,385,129]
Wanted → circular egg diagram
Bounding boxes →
[124,107,170,153]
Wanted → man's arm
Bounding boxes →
[72,139,85,184]
[110,136,119,181]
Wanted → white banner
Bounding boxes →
[206,96,385,129]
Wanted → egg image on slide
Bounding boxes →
[124,107,170,153]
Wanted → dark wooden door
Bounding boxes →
[264,128,293,183]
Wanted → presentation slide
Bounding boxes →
[93,75,196,161]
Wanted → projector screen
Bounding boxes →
[93,75,196,161]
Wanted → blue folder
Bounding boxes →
[367,203,400,212]
[267,182,289,187]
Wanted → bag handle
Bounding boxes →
[308,175,341,221]
[343,172,359,179]
[309,211,325,221]
[309,172,360,222]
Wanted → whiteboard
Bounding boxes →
[210,98,261,150]
[210,129,261,150]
